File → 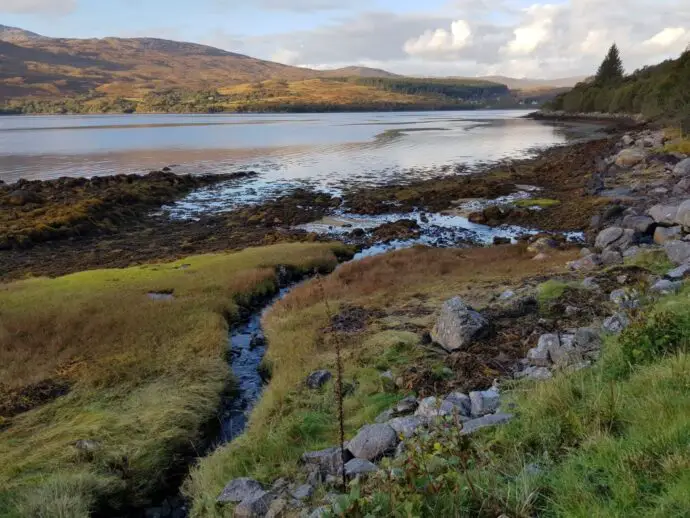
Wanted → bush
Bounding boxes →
[618,310,690,365]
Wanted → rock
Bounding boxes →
[548,334,578,366]
[301,447,353,476]
[461,413,514,435]
[7,189,41,206]
[664,240,690,265]
[266,498,291,518]
[603,313,630,334]
[565,305,580,317]
[234,491,276,518]
[580,247,593,257]
[444,392,472,417]
[526,336,551,367]
[493,236,511,245]
[648,204,679,226]
[515,366,553,381]
[306,370,332,389]
[431,297,489,352]
[395,396,418,415]
[609,288,640,309]
[528,333,579,367]
[344,458,379,478]
[415,396,458,419]
[499,289,515,300]
[621,215,655,234]
[582,277,601,290]
[572,328,602,352]
[469,388,500,417]
[665,263,690,280]
[622,246,643,259]
[674,199,690,228]
[347,424,398,461]
[672,158,690,176]
[308,507,330,518]
[217,478,264,504]
[567,254,602,271]
[673,177,690,195]
[74,439,102,453]
[291,484,314,501]
[621,134,634,146]
[527,236,559,253]
[375,409,396,424]
[387,416,427,438]
[650,279,683,295]
[654,226,682,245]
[601,249,623,265]
[615,148,646,167]
[271,478,290,493]
[594,227,635,251]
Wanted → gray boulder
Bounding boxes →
[610,288,640,310]
[665,263,690,280]
[234,490,276,518]
[649,204,679,226]
[595,227,635,251]
[615,148,646,167]
[622,246,643,259]
[650,279,683,295]
[306,370,332,389]
[548,334,578,366]
[291,484,314,501]
[301,447,353,476]
[217,478,264,504]
[621,134,634,146]
[582,277,601,290]
[603,313,630,334]
[567,254,602,272]
[527,333,578,367]
[469,387,500,417]
[672,158,690,176]
[344,459,379,478]
[601,249,623,266]
[654,226,682,245]
[674,199,690,227]
[622,215,655,234]
[515,366,553,381]
[444,392,472,417]
[431,297,489,352]
[395,396,418,415]
[415,396,458,419]
[348,424,398,461]
[387,416,427,439]
[374,409,396,424]
[572,327,602,352]
[664,240,690,265]
[461,413,514,435]
[673,177,690,195]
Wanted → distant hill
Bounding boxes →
[320,66,400,78]
[0,24,45,43]
[478,75,588,90]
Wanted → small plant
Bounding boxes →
[618,310,690,364]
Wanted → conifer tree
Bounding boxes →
[595,44,625,84]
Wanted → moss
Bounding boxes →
[537,279,570,306]
[514,198,561,208]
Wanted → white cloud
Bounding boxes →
[643,27,687,47]
[503,4,560,56]
[404,20,472,59]
[272,48,300,65]
[0,0,76,14]
[215,0,358,12]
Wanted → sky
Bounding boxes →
[1,0,689,78]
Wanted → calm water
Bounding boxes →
[0,111,580,186]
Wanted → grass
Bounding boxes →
[339,281,690,517]
[664,137,690,155]
[514,198,561,209]
[0,242,350,517]
[184,244,578,517]
[625,249,675,276]
[536,279,570,306]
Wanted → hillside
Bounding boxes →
[545,48,690,128]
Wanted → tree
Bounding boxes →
[595,44,625,84]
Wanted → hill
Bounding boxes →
[478,75,587,90]
[319,66,400,78]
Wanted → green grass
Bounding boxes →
[0,242,350,518]
[536,279,570,306]
[514,198,561,209]
[625,249,675,275]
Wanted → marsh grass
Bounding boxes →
[0,242,349,517]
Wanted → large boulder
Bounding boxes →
[673,177,690,195]
[674,199,690,227]
[431,297,489,352]
[654,226,682,245]
[664,240,690,265]
[665,263,690,280]
[567,254,602,271]
[650,279,683,295]
[387,416,427,439]
[461,413,514,435]
[217,478,264,504]
[306,370,332,389]
[301,447,353,476]
[527,333,578,367]
[347,424,398,461]
[621,215,655,234]
[603,313,630,334]
[572,328,602,352]
[344,458,379,478]
[415,396,458,419]
[594,227,635,251]
[672,158,690,176]
[469,387,500,417]
[648,204,679,226]
[444,392,472,417]
[234,490,276,518]
[615,148,646,168]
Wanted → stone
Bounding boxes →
[308,507,329,518]
[580,247,593,257]
[217,478,264,504]
[621,134,634,146]
[375,409,396,424]
[654,226,682,245]
[548,334,578,366]
[395,396,418,415]
[648,204,679,226]
[609,288,639,310]
[622,215,655,234]
[301,447,353,476]
[595,227,635,251]
[444,392,472,416]
[615,148,646,168]
[7,189,41,206]
[565,305,580,317]
[582,277,601,290]
[673,177,690,195]
[650,279,683,295]
[469,388,500,417]
[344,458,379,478]
[664,240,690,265]
[665,263,690,280]
[601,249,623,266]
[306,370,332,389]
[265,498,289,518]
[271,478,290,493]
[415,396,458,419]
[527,236,559,253]
[347,424,398,461]
[572,327,602,352]
[431,297,489,352]
[622,246,643,259]
[291,484,314,501]
[515,366,553,381]
[672,157,690,176]
[234,490,276,518]
[74,439,102,453]
[567,254,602,272]
[499,289,515,300]
[387,416,427,438]
[674,199,690,228]
[461,413,514,435]
[526,337,551,367]
[603,313,630,334]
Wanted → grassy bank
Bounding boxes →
[0,242,350,517]
[184,244,578,516]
